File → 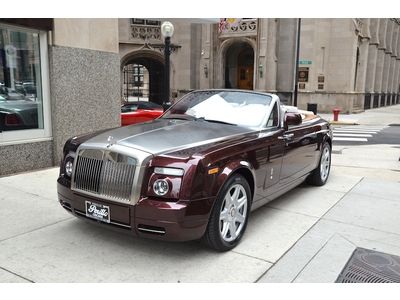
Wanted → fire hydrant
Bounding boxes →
[332,108,341,121]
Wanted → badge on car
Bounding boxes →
[85,201,110,223]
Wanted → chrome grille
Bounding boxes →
[72,149,137,203]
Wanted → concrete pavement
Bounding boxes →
[0,167,354,282]
[0,106,399,283]
[0,145,398,283]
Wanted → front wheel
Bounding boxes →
[202,174,251,251]
[307,142,331,186]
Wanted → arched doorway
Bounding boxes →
[123,64,150,102]
[121,51,164,105]
[224,42,254,90]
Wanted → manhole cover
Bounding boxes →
[336,247,400,283]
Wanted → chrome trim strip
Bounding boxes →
[74,210,131,229]
[137,227,166,234]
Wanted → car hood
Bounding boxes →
[83,118,253,155]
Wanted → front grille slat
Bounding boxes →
[73,150,137,203]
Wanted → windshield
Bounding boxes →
[163,91,272,128]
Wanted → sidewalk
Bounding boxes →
[258,143,400,282]
[318,104,400,126]
[0,106,399,282]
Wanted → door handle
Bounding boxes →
[278,133,294,141]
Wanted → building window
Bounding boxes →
[0,24,51,145]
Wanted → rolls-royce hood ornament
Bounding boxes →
[106,135,116,148]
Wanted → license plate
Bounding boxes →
[85,201,110,223]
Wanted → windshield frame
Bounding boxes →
[162,89,279,130]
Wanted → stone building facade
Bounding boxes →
[298,18,400,113]
[1,18,399,176]
[0,19,120,176]
[119,18,400,113]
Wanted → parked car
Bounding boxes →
[0,92,38,131]
[57,89,332,251]
[121,101,163,126]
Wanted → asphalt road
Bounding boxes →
[332,124,400,146]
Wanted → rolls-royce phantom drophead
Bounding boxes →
[57,90,332,251]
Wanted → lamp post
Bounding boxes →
[161,21,174,108]
[293,18,301,107]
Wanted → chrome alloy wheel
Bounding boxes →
[219,184,248,242]
[320,145,331,182]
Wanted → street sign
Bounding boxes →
[299,60,312,65]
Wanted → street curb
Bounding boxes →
[328,121,360,125]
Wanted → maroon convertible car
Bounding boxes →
[57,90,332,251]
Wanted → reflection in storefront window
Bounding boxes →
[0,26,43,131]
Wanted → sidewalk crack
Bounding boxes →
[0,217,73,243]
[255,176,364,283]
[0,266,35,283]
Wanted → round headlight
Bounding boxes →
[153,179,169,196]
[65,160,73,177]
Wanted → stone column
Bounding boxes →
[381,20,394,106]
[388,22,399,104]
[256,18,269,91]
[374,19,388,107]
[364,19,379,109]
[396,60,400,98]
[265,18,278,92]
[200,24,212,89]
[395,23,400,103]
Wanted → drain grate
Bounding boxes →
[336,247,400,283]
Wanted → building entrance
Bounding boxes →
[122,54,164,105]
[224,42,254,90]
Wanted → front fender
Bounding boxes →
[212,160,256,204]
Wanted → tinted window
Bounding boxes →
[138,102,162,110]
[121,104,138,113]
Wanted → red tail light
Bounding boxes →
[5,114,22,126]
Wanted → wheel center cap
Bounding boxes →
[230,207,235,218]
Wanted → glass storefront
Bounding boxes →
[0,23,50,145]
[0,25,44,132]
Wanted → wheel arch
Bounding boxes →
[213,160,256,204]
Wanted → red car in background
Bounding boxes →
[121,101,164,126]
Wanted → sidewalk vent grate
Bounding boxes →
[336,247,400,283]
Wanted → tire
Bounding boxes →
[202,174,251,251]
[307,142,331,186]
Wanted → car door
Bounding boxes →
[252,102,285,201]
[279,112,319,186]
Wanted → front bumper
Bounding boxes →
[57,179,213,242]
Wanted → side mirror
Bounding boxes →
[162,101,172,112]
[284,112,302,130]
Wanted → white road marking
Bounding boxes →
[335,127,387,130]
[332,125,387,143]
[333,133,373,137]
[333,130,378,134]
[333,137,368,142]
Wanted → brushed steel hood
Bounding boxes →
[82,118,252,155]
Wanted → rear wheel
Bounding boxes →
[307,142,331,186]
[202,174,251,251]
